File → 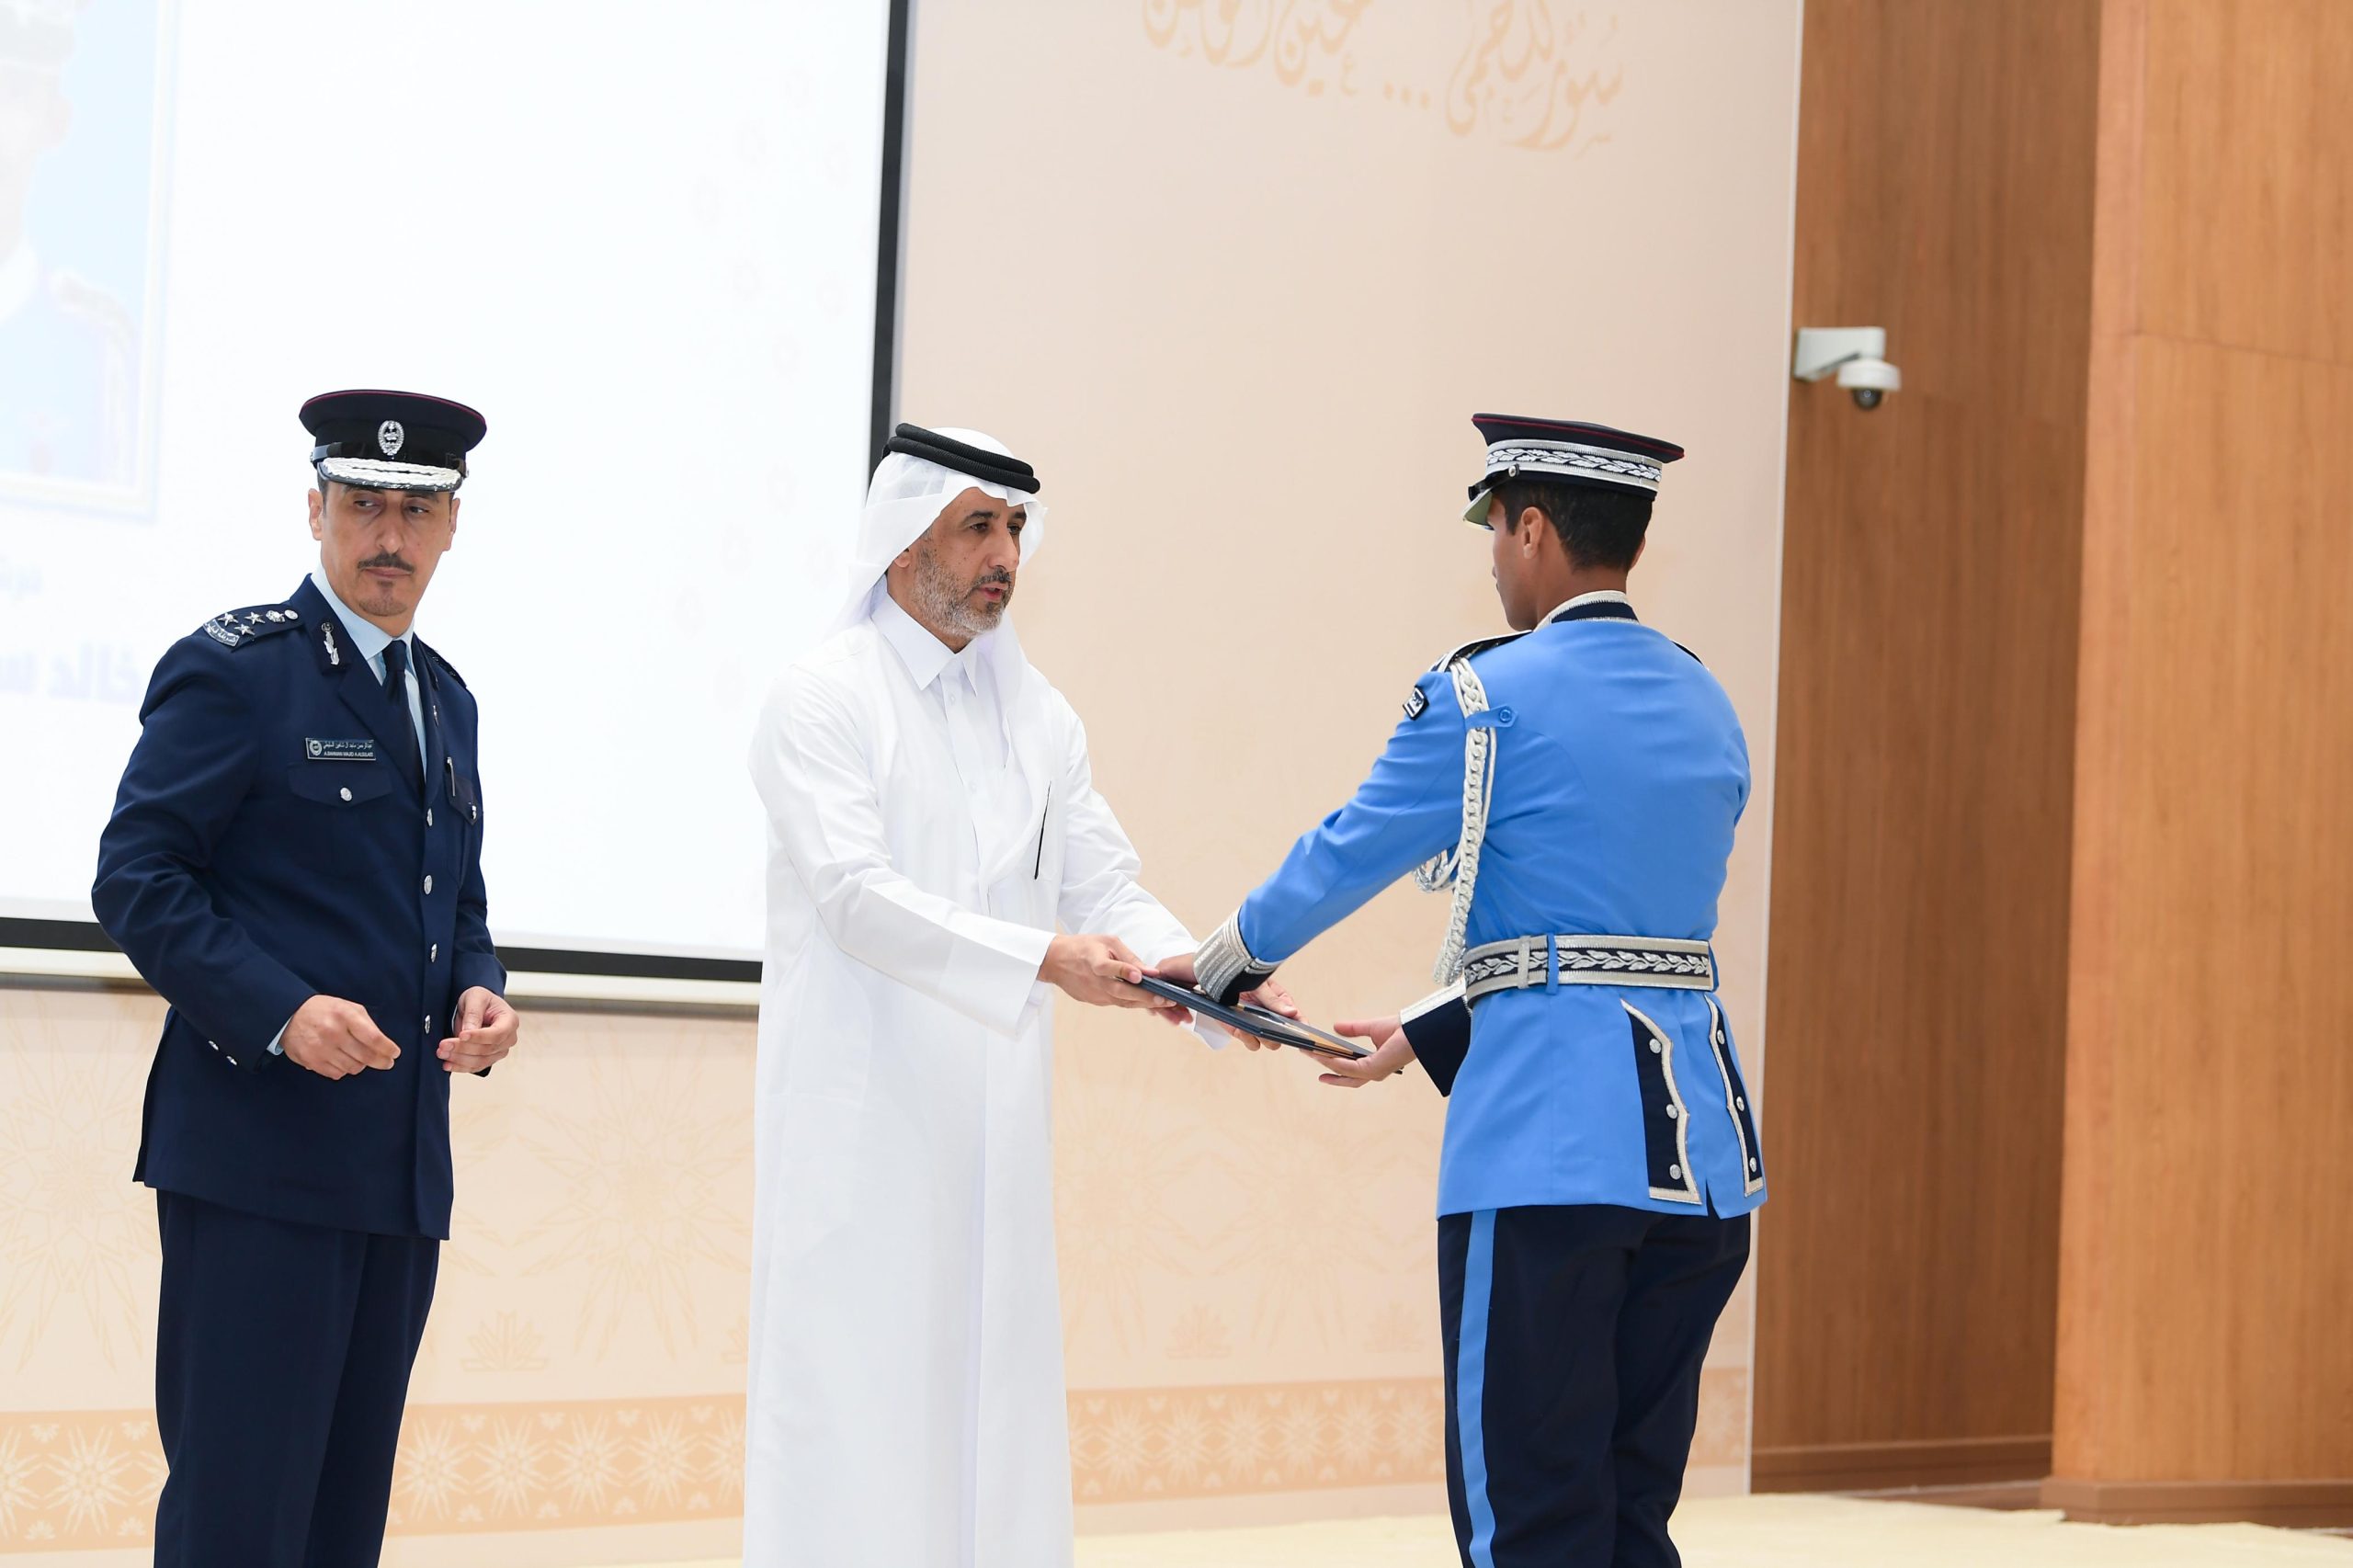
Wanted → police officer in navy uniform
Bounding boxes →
[92,390,518,1566]
[1172,415,1763,1568]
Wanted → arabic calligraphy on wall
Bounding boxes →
[1141,0,1623,154]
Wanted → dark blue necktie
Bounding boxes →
[381,639,421,787]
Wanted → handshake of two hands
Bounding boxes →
[1039,933,1416,1090]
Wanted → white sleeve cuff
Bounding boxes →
[1400,977,1466,1025]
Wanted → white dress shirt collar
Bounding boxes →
[309,567,413,668]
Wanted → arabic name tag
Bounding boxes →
[307,737,376,763]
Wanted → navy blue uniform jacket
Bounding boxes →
[93,575,503,1239]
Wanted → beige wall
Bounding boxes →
[0,2,1803,1559]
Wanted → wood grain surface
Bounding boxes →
[1756,0,2102,1485]
[2055,0,2353,1503]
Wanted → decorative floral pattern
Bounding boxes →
[0,1019,156,1373]
[1055,1043,1227,1358]
[459,1311,549,1373]
[1164,1303,1236,1360]
[0,1369,1750,1544]
[1072,1380,1440,1500]
[0,1415,166,1550]
[513,1056,749,1361]
[383,1399,747,1534]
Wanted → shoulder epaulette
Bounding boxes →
[415,637,467,688]
[197,603,303,650]
[1406,630,1528,722]
[1427,630,1528,674]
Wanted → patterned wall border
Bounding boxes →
[1072,1378,1445,1503]
[0,1370,1745,1549]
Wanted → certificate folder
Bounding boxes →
[1133,976,1370,1059]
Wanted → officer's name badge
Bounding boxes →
[306,738,376,763]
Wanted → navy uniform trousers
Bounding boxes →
[1440,1204,1751,1568]
[152,1193,438,1566]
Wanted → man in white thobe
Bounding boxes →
[743,424,1268,1566]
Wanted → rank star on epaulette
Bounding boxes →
[198,605,301,649]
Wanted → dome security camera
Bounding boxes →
[1794,327,1901,411]
[1837,356,1901,409]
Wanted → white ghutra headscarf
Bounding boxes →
[824,426,1047,633]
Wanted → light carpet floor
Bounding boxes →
[640,1493,2353,1567]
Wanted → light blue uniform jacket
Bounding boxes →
[1231,600,1766,1220]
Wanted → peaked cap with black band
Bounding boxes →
[1461,413,1684,526]
[301,390,488,494]
[882,423,1043,497]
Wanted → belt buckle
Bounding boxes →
[1514,936,1536,986]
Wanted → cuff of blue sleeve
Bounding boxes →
[1195,911,1278,1007]
[1399,981,1471,1097]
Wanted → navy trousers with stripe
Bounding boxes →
[153,1191,439,1568]
[1439,1204,1751,1568]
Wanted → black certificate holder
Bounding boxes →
[1132,975,1370,1060]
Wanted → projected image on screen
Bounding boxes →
[0,0,165,505]
[0,1,894,960]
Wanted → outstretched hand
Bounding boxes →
[1149,953,1304,1051]
[1045,934,1186,1017]
[1232,975,1302,1052]
[1317,1015,1415,1088]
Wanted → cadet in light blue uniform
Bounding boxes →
[1188,415,1761,1568]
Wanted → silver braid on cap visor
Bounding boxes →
[1481,441,1664,492]
[1413,655,1497,983]
[1195,913,1273,1006]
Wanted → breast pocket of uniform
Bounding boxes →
[445,763,482,829]
[286,763,400,810]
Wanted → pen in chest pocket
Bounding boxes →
[1033,784,1051,879]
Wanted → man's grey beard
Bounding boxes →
[910,541,1011,639]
